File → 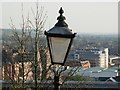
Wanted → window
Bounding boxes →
[74,54,79,60]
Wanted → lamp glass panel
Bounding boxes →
[49,37,70,64]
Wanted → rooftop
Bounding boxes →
[64,67,119,78]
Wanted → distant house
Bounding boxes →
[109,55,120,67]
[81,61,90,68]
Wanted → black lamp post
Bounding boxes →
[44,7,76,90]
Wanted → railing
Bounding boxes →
[63,81,120,89]
[2,81,120,90]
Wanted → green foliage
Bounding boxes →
[67,75,85,81]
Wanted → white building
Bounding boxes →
[99,48,108,68]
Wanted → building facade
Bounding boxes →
[2,47,51,81]
[67,48,109,68]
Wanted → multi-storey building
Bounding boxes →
[67,48,109,68]
[2,46,51,81]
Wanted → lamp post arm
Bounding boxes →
[58,66,67,76]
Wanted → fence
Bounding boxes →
[2,81,120,90]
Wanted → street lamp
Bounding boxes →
[44,7,76,90]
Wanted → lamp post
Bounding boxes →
[44,7,76,90]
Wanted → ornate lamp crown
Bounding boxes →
[55,7,68,27]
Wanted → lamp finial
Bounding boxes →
[55,7,68,27]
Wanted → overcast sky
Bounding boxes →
[1,1,119,34]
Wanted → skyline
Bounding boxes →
[1,1,119,34]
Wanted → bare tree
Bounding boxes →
[8,3,33,89]
[4,2,48,89]
[27,2,47,89]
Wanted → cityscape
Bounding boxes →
[1,29,120,89]
[1,1,120,90]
